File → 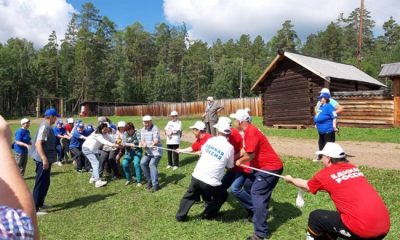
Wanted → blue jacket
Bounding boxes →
[69,130,85,149]
[314,103,337,134]
[14,128,31,154]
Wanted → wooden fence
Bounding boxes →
[113,97,262,117]
[334,92,395,128]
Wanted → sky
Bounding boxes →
[1,0,399,48]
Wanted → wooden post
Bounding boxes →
[392,77,400,97]
[60,98,64,118]
[393,77,400,126]
[36,97,40,119]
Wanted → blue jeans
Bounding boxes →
[237,169,283,238]
[122,150,142,182]
[32,161,52,211]
[83,149,100,181]
[140,154,161,187]
[221,171,248,204]
[56,144,64,162]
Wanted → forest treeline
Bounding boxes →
[1,3,400,117]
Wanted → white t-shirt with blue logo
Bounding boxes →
[192,136,234,186]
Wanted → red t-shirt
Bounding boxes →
[229,128,251,174]
[243,124,282,171]
[65,124,73,134]
[191,133,212,151]
[307,163,390,238]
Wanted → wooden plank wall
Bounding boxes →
[335,95,394,128]
[112,97,262,117]
[261,58,315,126]
[394,96,400,126]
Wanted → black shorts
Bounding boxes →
[307,209,386,240]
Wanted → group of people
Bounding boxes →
[5,92,390,240]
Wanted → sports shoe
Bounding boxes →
[89,177,96,184]
[172,166,178,170]
[36,211,48,216]
[312,159,321,163]
[246,233,270,240]
[146,183,152,190]
[150,185,160,192]
[56,161,63,167]
[166,165,172,169]
[95,180,107,188]
[136,183,142,187]
[40,204,51,210]
[125,180,132,186]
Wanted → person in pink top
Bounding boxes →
[284,142,390,240]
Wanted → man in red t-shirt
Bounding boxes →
[284,143,390,240]
[176,121,212,154]
[232,109,283,240]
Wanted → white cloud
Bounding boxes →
[0,0,76,47]
[164,0,400,43]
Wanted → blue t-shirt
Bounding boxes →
[314,103,337,134]
[84,127,94,136]
[69,130,85,149]
[14,128,31,154]
[53,127,66,145]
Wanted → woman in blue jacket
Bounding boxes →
[314,92,337,161]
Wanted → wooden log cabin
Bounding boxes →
[379,62,400,126]
[251,51,387,127]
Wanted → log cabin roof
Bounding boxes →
[251,51,386,91]
[379,62,400,77]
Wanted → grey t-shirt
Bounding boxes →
[30,121,57,163]
[204,101,223,123]
[140,125,162,156]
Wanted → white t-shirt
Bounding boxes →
[192,136,234,186]
[82,133,114,153]
[164,120,182,145]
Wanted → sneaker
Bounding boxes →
[125,180,132,186]
[246,233,270,240]
[146,183,152,190]
[172,166,178,170]
[56,161,63,167]
[89,169,93,172]
[166,165,172,169]
[76,169,84,173]
[136,183,142,187]
[111,176,118,181]
[36,211,48,216]
[150,185,160,192]
[40,204,51,210]
[89,177,96,184]
[95,180,107,188]
[312,159,321,163]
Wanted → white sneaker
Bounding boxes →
[89,177,96,184]
[125,180,132,186]
[166,165,172,169]
[95,180,107,188]
[36,211,48,216]
[136,183,142,187]
[56,161,63,167]
[296,189,305,208]
[172,166,178,170]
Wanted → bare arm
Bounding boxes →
[0,116,39,240]
[35,127,49,170]
[335,104,344,114]
[283,175,310,192]
[235,149,255,166]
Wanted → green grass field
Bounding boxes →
[8,117,400,239]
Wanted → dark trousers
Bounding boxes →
[167,144,179,166]
[176,177,227,221]
[205,121,217,136]
[244,169,282,238]
[56,144,65,162]
[70,147,90,171]
[99,150,119,177]
[308,209,387,240]
[32,161,52,211]
[318,132,335,159]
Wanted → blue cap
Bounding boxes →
[77,122,85,128]
[86,124,93,129]
[57,120,63,125]
[318,92,331,100]
[44,108,60,117]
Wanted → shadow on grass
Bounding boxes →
[158,172,186,188]
[179,155,198,167]
[220,197,302,234]
[48,193,117,212]
[24,171,66,180]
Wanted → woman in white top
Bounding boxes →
[164,111,182,170]
[82,122,118,188]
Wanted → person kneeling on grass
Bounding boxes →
[175,122,234,222]
[82,122,119,188]
[284,142,390,240]
[121,122,143,187]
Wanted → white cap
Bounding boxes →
[320,88,330,94]
[142,115,152,121]
[244,108,251,113]
[170,110,178,116]
[230,109,250,122]
[189,121,206,131]
[315,142,346,158]
[213,122,231,135]
[98,116,107,123]
[206,96,214,101]
[20,118,30,125]
[117,121,126,128]
[67,117,74,124]
[217,116,231,125]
